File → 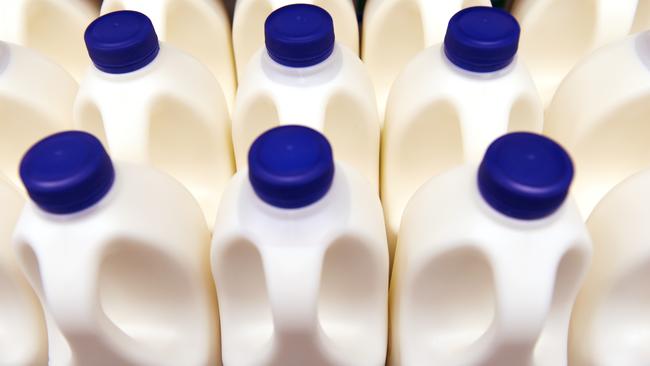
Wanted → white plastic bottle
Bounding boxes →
[362,0,491,116]
[233,4,380,189]
[0,175,47,365]
[382,6,542,253]
[0,0,98,81]
[391,132,592,366]
[232,0,358,80]
[569,168,650,366]
[511,0,640,106]
[12,131,220,366]
[545,31,650,218]
[99,0,237,112]
[0,41,77,188]
[74,10,233,225]
[212,125,388,366]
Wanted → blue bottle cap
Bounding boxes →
[444,6,520,72]
[478,132,574,220]
[248,125,335,209]
[265,4,335,67]
[20,131,115,214]
[84,10,160,74]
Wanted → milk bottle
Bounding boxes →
[0,175,47,365]
[382,6,542,254]
[212,125,388,366]
[99,0,237,111]
[74,10,233,225]
[511,0,640,105]
[362,0,491,116]
[0,41,77,188]
[233,4,380,189]
[0,0,98,80]
[232,0,358,80]
[569,168,650,366]
[390,132,592,366]
[13,131,220,366]
[545,31,650,218]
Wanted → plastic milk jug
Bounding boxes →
[382,6,542,253]
[232,0,358,80]
[99,0,237,111]
[212,125,388,366]
[233,4,380,189]
[0,175,47,365]
[569,168,650,366]
[390,132,592,366]
[545,31,650,218]
[512,0,642,105]
[12,131,220,366]
[74,10,233,225]
[0,0,99,80]
[0,41,77,188]
[362,0,491,116]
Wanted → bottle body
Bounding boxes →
[545,31,650,217]
[74,44,233,225]
[362,0,490,116]
[0,42,77,188]
[99,0,237,112]
[512,0,641,105]
[570,168,650,366]
[212,163,388,366]
[232,0,358,80]
[0,0,98,80]
[0,175,47,365]
[391,164,591,366]
[233,45,380,189]
[13,163,220,366]
[382,44,542,254]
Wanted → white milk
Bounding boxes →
[233,4,380,189]
[0,175,46,365]
[212,125,388,366]
[570,168,650,366]
[0,0,98,81]
[390,132,592,366]
[99,0,237,112]
[545,31,650,218]
[74,10,233,225]
[232,0,358,80]
[0,41,77,189]
[13,131,220,366]
[362,0,490,116]
[512,0,642,106]
[382,6,542,254]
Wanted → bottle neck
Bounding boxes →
[261,44,342,84]
[442,46,517,80]
[94,45,165,82]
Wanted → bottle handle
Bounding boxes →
[261,246,324,337]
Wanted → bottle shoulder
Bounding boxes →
[399,165,589,257]
[213,163,384,244]
[78,45,223,99]
[388,46,538,114]
[15,163,207,246]
[239,46,369,93]
[0,43,78,104]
